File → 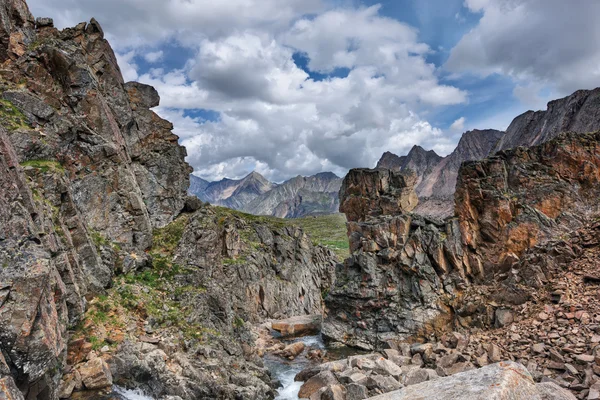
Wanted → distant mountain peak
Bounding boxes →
[188,171,343,218]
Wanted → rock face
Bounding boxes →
[376,130,504,218]
[325,131,600,351]
[494,88,600,152]
[190,171,343,218]
[456,131,600,276]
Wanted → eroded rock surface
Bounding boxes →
[325,131,600,356]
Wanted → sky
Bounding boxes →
[28,0,600,182]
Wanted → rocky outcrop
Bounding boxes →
[494,88,600,152]
[190,171,343,218]
[175,206,337,323]
[456,131,600,276]
[0,1,190,397]
[338,168,418,223]
[325,131,600,354]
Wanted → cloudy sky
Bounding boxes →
[28,0,600,182]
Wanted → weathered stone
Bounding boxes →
[79,357,113,390]
[272,315,322,338]
[536,382,577,399]
[299,371,339,399]
[345,383,369,400]
[280,342,305,358]
[369,362,542,400]
[0,377,24,400]
[365,375,402,392]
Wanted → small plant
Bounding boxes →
[0,99,29,131]
[20,159,65,174]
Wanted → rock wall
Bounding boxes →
[324,131,600,351]
[0,1,191,397]
[457,131,600,276]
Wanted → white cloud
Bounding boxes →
[116,51,138,82]
[27,0,324,49]
[450,117,465,131]
[28,1,469,182]
[144,50,164,63]
[447,0,600,97]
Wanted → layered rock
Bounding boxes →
[456,131,600,276]
[0,1,191,397]
[324,131,600,353]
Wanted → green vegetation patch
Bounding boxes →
[0,99,29,131]
[20,159,65,174]
[152,214,191,256]
[292,213,349,259]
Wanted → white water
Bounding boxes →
[113,386,154,400]
[113,335,333,400]
[264,334,326,400]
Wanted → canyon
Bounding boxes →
[0,1,600,400]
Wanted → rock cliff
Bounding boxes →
[324,131,600,353]
[0,2,338,399]
[0,1,190,396]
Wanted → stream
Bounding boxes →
[113,333,358,400]
[263,334,326,399]
[264,333,363,400]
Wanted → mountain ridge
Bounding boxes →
[377,88,600,218]
[189,170,343,218]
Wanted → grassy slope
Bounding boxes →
[213,207,349,260]
[292,213,349,260]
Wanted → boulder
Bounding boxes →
[79,358,113,390]
[346,383,369,400]
[369,362,542,400]
[280,342,305,358]
[535,382,576,400]
[272,315,322,338]
[298,370,339,399]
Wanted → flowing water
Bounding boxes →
[263,334,326,400]
[112,386,153,400]
[264,333,364,400]
[109,334,358,400]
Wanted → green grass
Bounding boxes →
[0,99,29,131]
[214,207,349,260]
[292,213,349,260]
[20,159,65,174]
[152,214,191,256]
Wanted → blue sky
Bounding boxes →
[28,0,600,182]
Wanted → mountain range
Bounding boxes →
[377,87,600,217]
[189,171,342,218]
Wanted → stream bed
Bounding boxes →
[264,333,363,400]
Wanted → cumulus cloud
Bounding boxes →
[450,117,465,132]
[144,50,164,63]
[27,0,324,49]
[447,0,600,97]
[27,1,468,182]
